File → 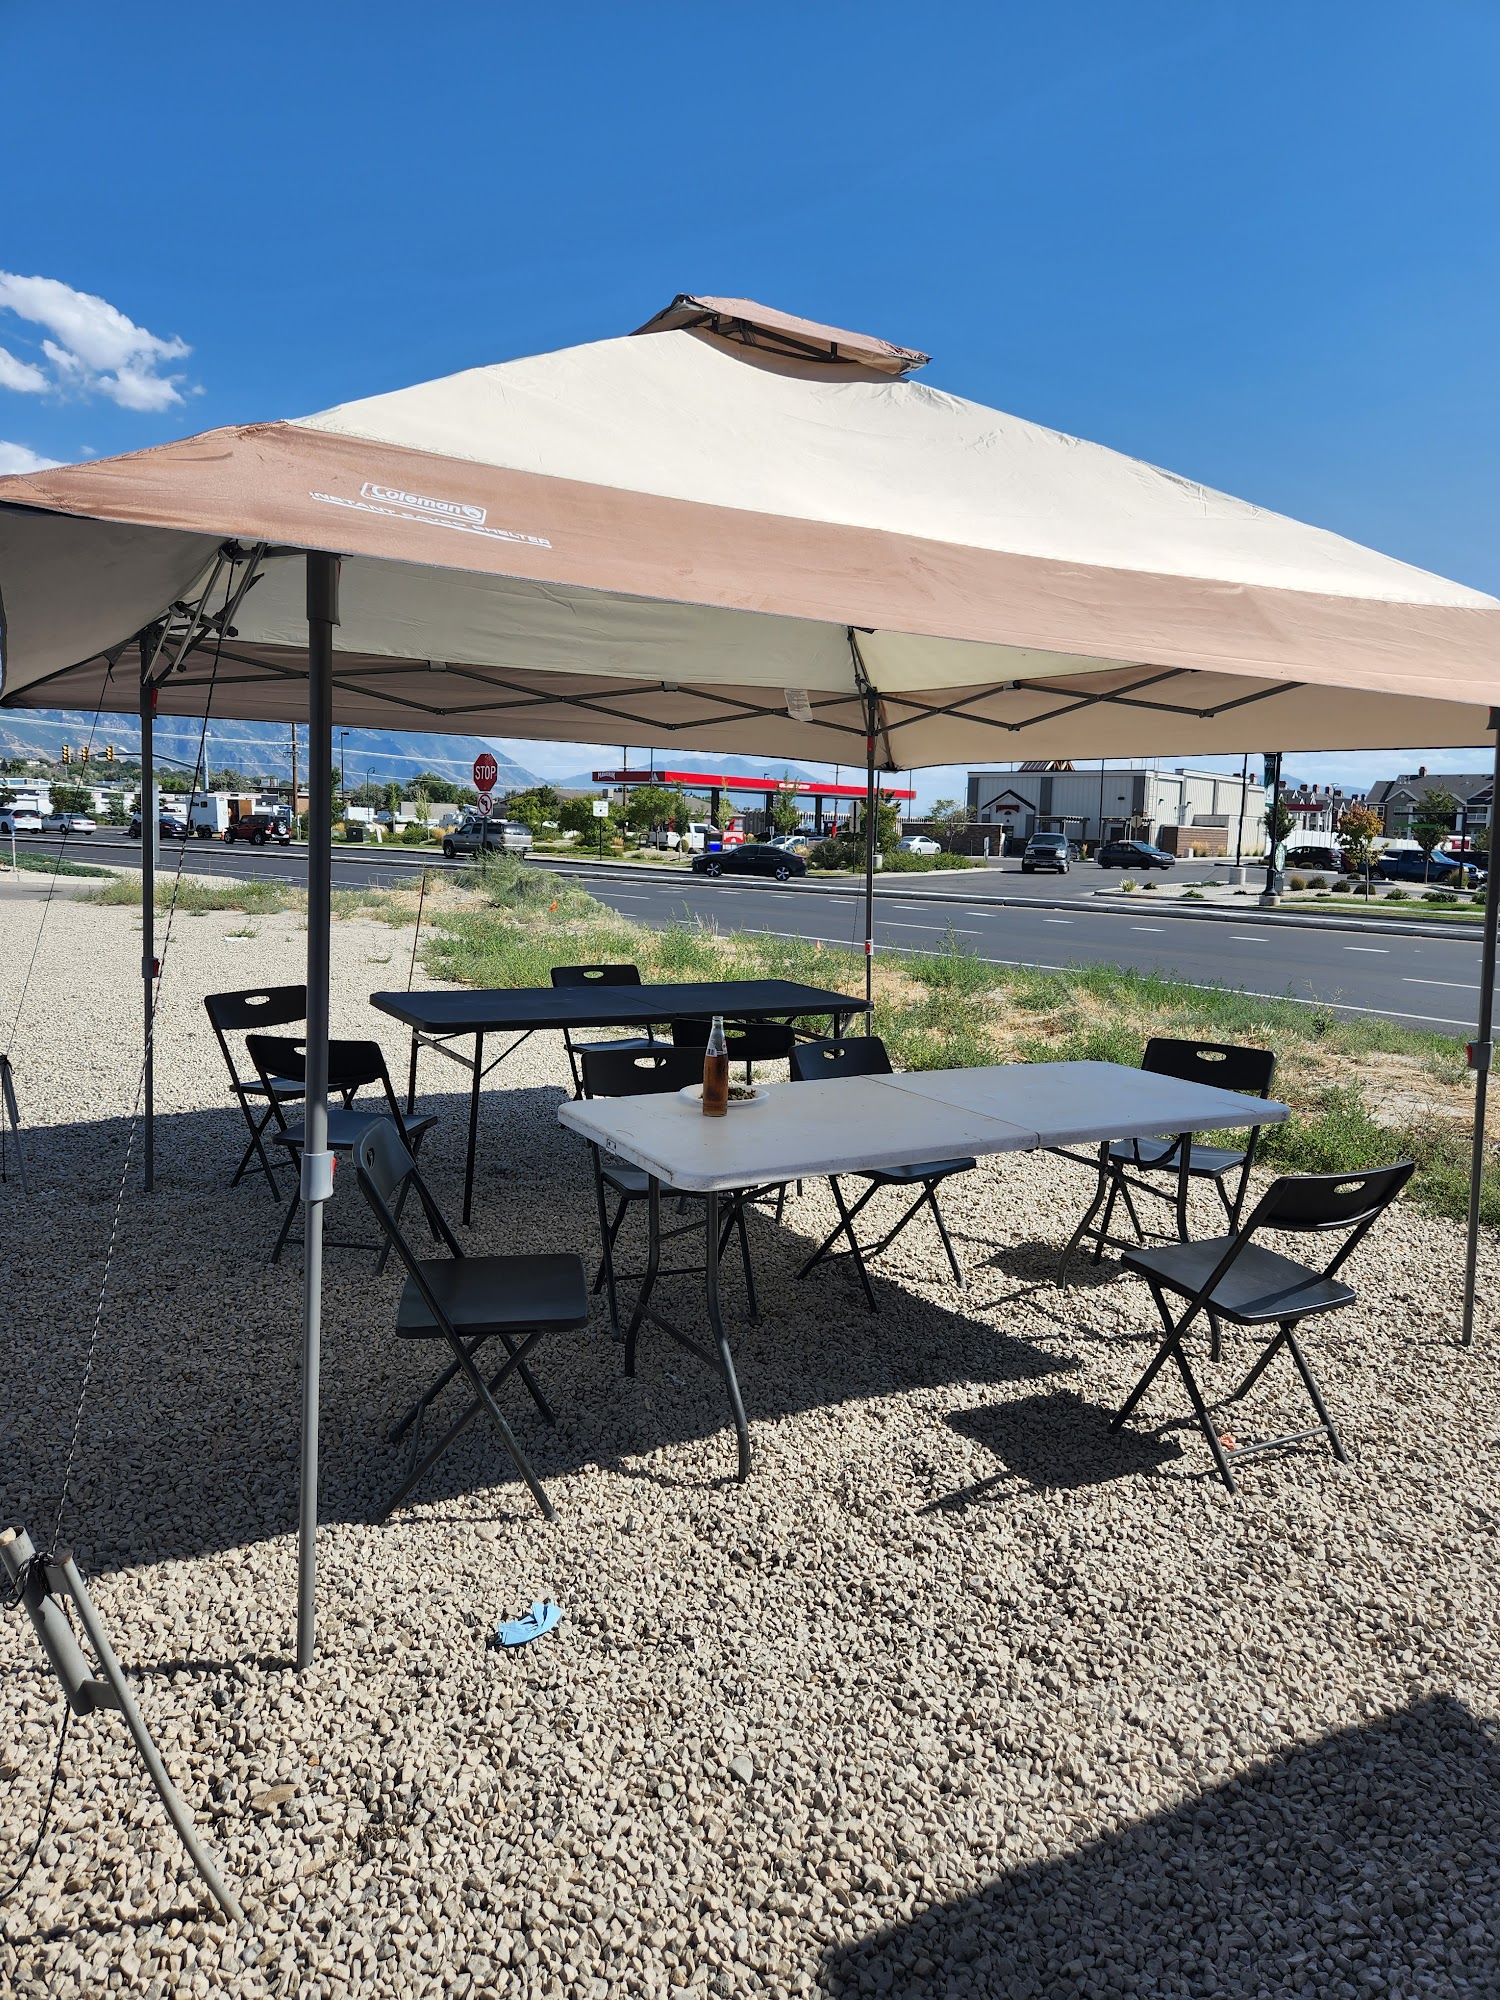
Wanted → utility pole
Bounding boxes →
[1235,752,1248,869]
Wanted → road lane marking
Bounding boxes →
[881,922,981,933]
[1229,935,1262,942]
[1344,946,1388,953]
[1043,918,1071,924]
[1404,977,1480,989]
[1131,926,1164,932]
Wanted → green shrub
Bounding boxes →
[402,822,431,845]
[881,849,937,872]
[933,851,980,869]
[1425,890,1459,906]
[1120,878,1137,892]
[1385,886,1409,902]
[1288,873,1307,892]
[1307,874,1328,891]
[807,839,849,870]
[1331,879,1351,894]
[1182,888,1204,899]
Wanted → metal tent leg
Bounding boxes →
[139,663,155,1193]
[297,551,338,1670]
[1461,710,1500,1347]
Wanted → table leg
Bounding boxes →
[1056,1141,1110,1284]
[624,1175,663,1375]
[462,1031,484,1226]
[705,1189,751,1483]
[406,1029,419,1116]
[1175,1133,1192,1241]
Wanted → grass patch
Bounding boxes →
[3,850,116,878]
[86,874,303,914]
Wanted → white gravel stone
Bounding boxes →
[2,896,1499,1997]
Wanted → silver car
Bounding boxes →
[441,815,533,858]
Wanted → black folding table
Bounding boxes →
[371,980,869,1222]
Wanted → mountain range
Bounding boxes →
[0,709,538,788]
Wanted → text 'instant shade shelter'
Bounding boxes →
[4,293,1499,1664]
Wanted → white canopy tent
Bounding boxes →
[3,294,1498,1664]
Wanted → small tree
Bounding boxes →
[406,770,466,806]
[1264,794,1295,853]
[1338,802,1384,886]
[506,784,562,836]
[50,783,95,815]
[621,782,678,836]
[768,782,803,837]
[558,794,610,840]
[1410,783,1459,881]
[928,797,972,851]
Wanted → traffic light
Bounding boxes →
[60,744,71,765]
[80,745,90,765]
[104,743,115,763]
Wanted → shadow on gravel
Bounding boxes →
[8,1091,1077,1577]
[819,1692,1500,1999]
[935,1389,1182,1502]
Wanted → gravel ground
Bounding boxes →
[3,895,1499,1999]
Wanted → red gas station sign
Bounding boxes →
[472,752,498,793]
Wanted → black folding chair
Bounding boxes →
[1057,1039,1278,1282]
[247,1036,438,1265]
[670,1017,797,1082]
[787,1037,975,1309]
[550,964,658,1095]
[1112,1160,1415,1492]
[203,985,307,1195]
[354,1120,588,1521]
[578,1045,761,1338]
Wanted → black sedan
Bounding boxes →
[1097,838,1174,870]
[691,841,807,882]
[129,811,190,840]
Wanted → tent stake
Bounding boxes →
[298,552,339,1668]
[1460,709,1500,1346]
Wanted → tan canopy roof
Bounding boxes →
[2,297,1497,766]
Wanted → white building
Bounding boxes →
[967,763,1267,857]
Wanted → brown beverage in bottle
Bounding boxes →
[702,1014,729,1117]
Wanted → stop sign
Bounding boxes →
[472,752,498,793]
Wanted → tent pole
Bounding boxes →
[863,690,877,1016]
[1460,708,1500,1346]
[139,654,155,1193]
[297,551,339,1668]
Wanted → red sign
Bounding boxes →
[472,752,498,793]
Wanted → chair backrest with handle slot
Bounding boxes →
[788,1036,893,1084]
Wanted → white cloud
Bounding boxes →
[0,345,47,393]
[0,272,193,411]
[0,441,62,475]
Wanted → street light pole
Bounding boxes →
[338,730,349,813]
[1260,752,1283,908]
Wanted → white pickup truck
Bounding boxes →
[648,821,741,852]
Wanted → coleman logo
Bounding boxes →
[309,483,552,550]
[361,482,486,526]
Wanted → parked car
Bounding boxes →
[1374,846,1483,887]
[40,811,96,835]
[767,833,810,852]
[1021,832,1073,874]
[692,841,806,882]
[1097,838,1174,871]
[897,834,941,856]
[0,806,44,835]
[128,810,190,840]
[441,815,533,858]
[1283,842,1348,875]
[224,811,291,846]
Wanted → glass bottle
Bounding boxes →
[702,1014,729,1117]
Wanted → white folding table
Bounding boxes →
[557,1061,1289,1480]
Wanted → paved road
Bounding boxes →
[23,834,1484,1035]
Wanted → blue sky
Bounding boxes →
[4,2,1498,805]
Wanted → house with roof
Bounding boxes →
[1365,766,1492,840]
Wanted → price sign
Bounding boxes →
[472,752,498,793]
[475,793,493,817]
